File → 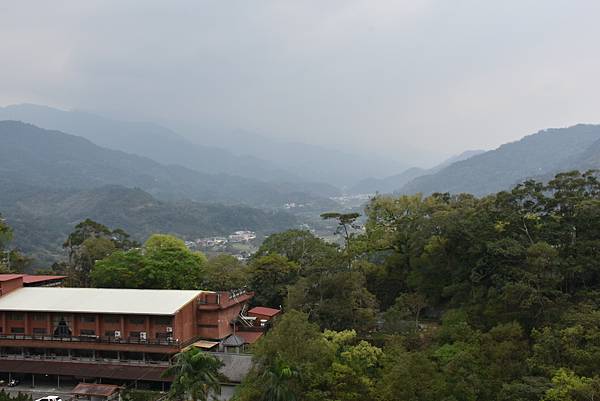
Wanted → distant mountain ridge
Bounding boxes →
[349,150,485,194]
[0,104,407,188]
[398,124,600,196]
[0,120,338,208]
[0,104,341,195]
[188,128,411,186]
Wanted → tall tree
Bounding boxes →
[247,254,299,307]
[253,230,339,271]
[163,347,223,401]
[202,254,248,291]
[320,212,361,269]
[63,219,139,286]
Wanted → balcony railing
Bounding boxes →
[0,333,180,347]
[0,353,170,366]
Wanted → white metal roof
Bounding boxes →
[0,287,204,315]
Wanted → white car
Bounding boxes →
[35,396,63,401]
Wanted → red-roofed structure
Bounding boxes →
[0,274,24,282]
[0,275,24,297]
[0,281,256,386]
[0,274,66,291]
[248,306,281,319]
[236,331,264,344]
[21,274,66,286]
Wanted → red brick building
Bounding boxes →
[0,275,253,385]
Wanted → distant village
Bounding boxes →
[185,230,258,260]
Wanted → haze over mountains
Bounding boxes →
[0,104,407,187]
[2,106,600,200]
[349,150,485,194]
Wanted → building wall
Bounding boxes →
[197,303,244,340]
[0,278,23,297]
[0,311,176,341]
[172,300,197,343]
[0,290,253,343]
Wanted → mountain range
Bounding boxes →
[0,120,321,265]
[349,150,485,194]
[0,104,407,187]
[398,124,600,196]
[0,121,338,208]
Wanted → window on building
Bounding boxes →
[32,313,46,321]
[80,329,96,336]
[33,327,47,335]
[11,327,24,334]
[105,330,116,337]
[0,326,3,333]
[103,315,120,324]
[80,315,96,323]
[129,331,141,338]
[153,316,172,325]
[128,316,145,325]
[8,312,24,321]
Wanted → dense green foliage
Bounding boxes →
[235,311,382,401]
[163,347,224,401]
[52,219,139,286]
[253,229,339,268]
[203,254,248,291]
[234,170,600,401]
[91,234,207,289]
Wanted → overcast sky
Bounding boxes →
[1,0,599,165]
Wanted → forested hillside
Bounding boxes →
[0,120,339,206]
[228,169,600,401]
[0,184,297,266]
[4,169,600,400]
[399,124,600,195]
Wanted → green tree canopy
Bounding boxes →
[202,254,248,291]
[248,254,299,307]
[163,347,223,401]
[253,229,339,270]
[63,219,139,286]
[91,234,207,289]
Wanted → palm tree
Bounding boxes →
[258,358,300,401]
[163,347,224,401]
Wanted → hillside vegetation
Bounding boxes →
[0,120,338,207]
[229,169,600,401]
[61,169,600,401]
[399,124,600,195]
[1,184,296,265]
